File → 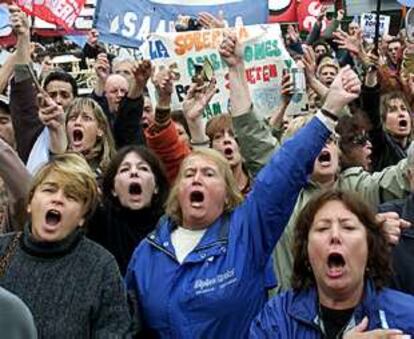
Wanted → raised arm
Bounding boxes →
[302,45,329,99]
[0,137,31,231]
[37,92,67,154]
[9,6,44,163]
[145,68,190,183]
[182,79,217,148]
[220,32,361,265]
[218,32,279,176]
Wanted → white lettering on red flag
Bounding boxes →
[16,0,85,30]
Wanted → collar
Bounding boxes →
[288,280,385,331]
[21,223,83,258]
[146,214,231,263]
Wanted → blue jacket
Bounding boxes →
[125,117,331,338]
[250,281,414,338]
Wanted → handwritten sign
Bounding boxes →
[142,23,306,121]
[360,13,390,41]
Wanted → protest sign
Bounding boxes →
[94,0,268,48]
[141,24,307,121]
[360,13,390,41]
[16,0,86,30]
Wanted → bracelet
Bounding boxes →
[155,106,171,126]
[190,139,210,146]
[320,108,339,122]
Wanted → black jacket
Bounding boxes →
[379,193,414,295]
[91,92,145,147]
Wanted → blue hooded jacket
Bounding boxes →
[250,280,414,338]
[125,116,331,338]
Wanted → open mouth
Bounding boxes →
[45,209,62,226]
[141,121,149,129]
[129,183,142,195]
[318,150,331,164]
[399,119,408,128]
[73,129,84,142]
[326,252,346,278]
[224,147,233,157]
[190,190,204,207]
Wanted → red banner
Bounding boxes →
[16,0,85,30]
[269,0,297,23]
[297,0,329,32]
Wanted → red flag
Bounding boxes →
[269,0,298,23]
[297,0,329,32]
[16,0,85,30]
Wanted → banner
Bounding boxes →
[268,0,297,23]
[16,0,86,30]
[297,0,330,32]
[360,13,390,41]
[94,0,268,48]
[141,24,306,121]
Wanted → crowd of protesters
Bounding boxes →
[0,3,414,338]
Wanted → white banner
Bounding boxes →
[141,23,307,121]
[360,13,391,41]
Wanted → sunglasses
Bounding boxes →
[351,133,370,146]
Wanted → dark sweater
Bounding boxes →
[87,203,160,276]
[0,226,132,338]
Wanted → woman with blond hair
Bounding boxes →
[124,31,361,339]
[37,96,116,183]
[0,153,132,337]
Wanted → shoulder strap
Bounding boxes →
[0,232,22,277]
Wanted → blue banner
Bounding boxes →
[94,0,268,48]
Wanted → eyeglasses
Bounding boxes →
[351,133,370,146]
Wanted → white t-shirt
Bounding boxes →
[171,226,207,264]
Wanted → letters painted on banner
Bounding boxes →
[94,0,268,48]
[141,24,306,121]
[360,13,390,42]
[16,0,85,30]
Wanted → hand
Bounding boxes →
[87,29,99,47]
[287,24,300,44]
[183,78,217,122]
[37,93,65,131]
[152,67,173,107]
[94,53,110,82]
[376,212,411,245]
[343,316,405,338]
[333,30,362,55]
[132,59,152,94]
[322,66,361,115]
[198,11,225,29]
[9,5,29,37]
[218,31,243,68]
[302,45,317,80]
[337,9,345,21]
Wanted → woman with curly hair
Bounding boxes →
[251,189,414,338]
